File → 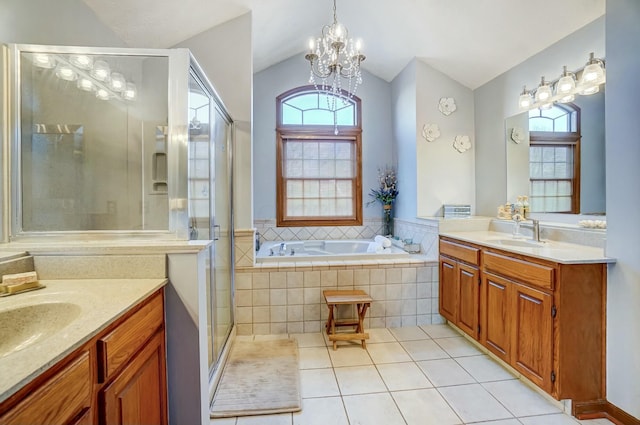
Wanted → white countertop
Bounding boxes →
[439,230,615,264]
[0,278,167,403]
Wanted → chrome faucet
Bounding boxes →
[531,219,541,242]
[278,243,287,256]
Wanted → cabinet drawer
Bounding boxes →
[484,251,554,289]
[440,239,480,266]
[98,291,164,382]
[0,351,91,425]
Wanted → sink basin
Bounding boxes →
[0,302,82,358]
[492,238,547,248]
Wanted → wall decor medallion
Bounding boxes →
[438,97,457,116]
[511,127,525,144]
[421,123,440,142]
[453,135,471,153]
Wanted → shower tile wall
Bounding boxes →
[234,260,441,335]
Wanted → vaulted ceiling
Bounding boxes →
[81,0,605,89]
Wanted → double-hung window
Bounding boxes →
[276,86,362,227]
[528,104,581,213]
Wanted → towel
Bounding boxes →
[367,242,384,253]
[374,235,392,248]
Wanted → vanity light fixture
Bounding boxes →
[26,52,136,102]
[517,52,605,111]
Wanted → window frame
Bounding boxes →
[275,86,363,227]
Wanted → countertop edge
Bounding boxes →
[439,231,615,265]
[0,278,168,405]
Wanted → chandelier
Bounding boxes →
[304,0,365,104]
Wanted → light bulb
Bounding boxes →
[535,77,552,103]
[33,53,55,69]
[77,77,94,92]
[580,85,600,95]
[558,94,575,103]
[355,39,362,52]
[91,60,111,82]
[55,63,77,81]
[308,38,315,52]
[110,72,126,92]
[96,88,110,100]
[518,86,532,110]
[69,54,93,70]
[123,82,137,101]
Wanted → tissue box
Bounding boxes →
[443,204,471,218]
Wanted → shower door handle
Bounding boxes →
[213,224,220,241]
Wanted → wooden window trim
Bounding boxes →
[276,86,363,227]
[276,129,362,227]
[530,132,581,214]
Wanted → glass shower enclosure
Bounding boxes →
[3,43,234,399]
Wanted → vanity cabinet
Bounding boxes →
[0,289,167,425]
[0,351,92,425]
[439,239,481,339]
[439,236,607,404]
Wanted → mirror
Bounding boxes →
[17,49,170,233]
[506,89,605,216]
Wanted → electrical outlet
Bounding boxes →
[107,201,117,215]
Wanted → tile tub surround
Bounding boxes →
[0,278,167,403]
[234,259,441,335]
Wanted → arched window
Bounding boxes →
[276,86,362,226]
[529,104,581,213]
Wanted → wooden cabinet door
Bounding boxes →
[511,282,553,393]
[457,263,480,339]
[439,256,458,323]
[482,272,512,363]
[102,331,168,425]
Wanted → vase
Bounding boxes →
[382,204,394,237]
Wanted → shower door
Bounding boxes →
[187,68,233,377]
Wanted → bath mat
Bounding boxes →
[210,338,301,418]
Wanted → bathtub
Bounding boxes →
[256,239,409,262]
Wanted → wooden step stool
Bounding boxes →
[323,290,373,351]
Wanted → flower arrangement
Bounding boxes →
[367,166,399,206]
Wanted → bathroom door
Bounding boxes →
[187,69,233,376]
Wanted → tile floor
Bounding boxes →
[211,324,615,425]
